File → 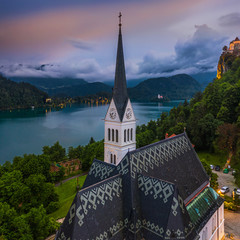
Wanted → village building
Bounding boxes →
[55,14,224,240]
[50,159,81,176]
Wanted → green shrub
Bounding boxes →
[46,202,60,214]
[224,201,237,211]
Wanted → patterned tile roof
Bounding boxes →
[56,133,220,240]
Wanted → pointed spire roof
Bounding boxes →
[113,12,129,121]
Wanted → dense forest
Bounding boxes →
[0,75,48,110]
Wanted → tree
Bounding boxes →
[42,141,66,162]
[24,174,59,211]
[0,202,32,240]
[0,171,30,210]
[89,137,95,144]
[216,123,240,153]
[68,145,83,159]
[13,154,51,180]
[25,205,57,240]
[190,113,222,150]
[201,161,218,190]
[168,122,186,136]
[136,130,155,148]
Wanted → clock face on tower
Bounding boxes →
[126,108,132,119]
[109,108,117,119]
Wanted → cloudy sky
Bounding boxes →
[0,0,240,81]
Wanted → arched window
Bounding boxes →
[114,155,116,164]
[110,154,113,163]
[127,129,130,141]
[124,130,126,142]
[131,128,133,141]
[108,128,111,141]
[112,129,114,141]
[116,130,118,142]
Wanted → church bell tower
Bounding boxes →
[104,13,136,165]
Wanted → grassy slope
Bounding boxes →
[197,151,228,167]
[49,175,87,219]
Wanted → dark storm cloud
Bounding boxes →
[219,12,240,27]
[138,24,226,75]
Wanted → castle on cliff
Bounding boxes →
[222,37,240,55]
[217,36,240,79]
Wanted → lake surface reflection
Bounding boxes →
[0,101,183,163]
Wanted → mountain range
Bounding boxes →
[7,73,202,101]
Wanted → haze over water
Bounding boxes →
[0,101,183,164]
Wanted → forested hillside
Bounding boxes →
[128,74,201,101]
[11,77,87,91]
[0,75,48,110]
[47,81,112,97]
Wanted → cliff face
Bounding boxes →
[217,53,238,79]
[217,54,228,79]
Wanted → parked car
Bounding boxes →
[220,186,230,194]
[210,164,214,170]
[215,165,220,171]
[223,168,229,174]
[236,189,240,196]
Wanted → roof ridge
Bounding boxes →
[129,132,186,154]
[79,173,122,193]
[92,158,116,168]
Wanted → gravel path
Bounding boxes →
[224,210,240,239]
[55,172,88,187]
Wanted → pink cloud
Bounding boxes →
[0,0,211,59]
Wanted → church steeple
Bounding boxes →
[113,12,128,121]
[104,13,136,165]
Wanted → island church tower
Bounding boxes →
[104,13,136,165]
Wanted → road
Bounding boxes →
[213,170,237,196]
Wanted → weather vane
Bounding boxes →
[119,12,122,27]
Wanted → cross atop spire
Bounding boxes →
[118,12,122,27]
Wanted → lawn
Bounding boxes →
[49,175,87,220]
[197,151,228,167]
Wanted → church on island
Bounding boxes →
[56,14,225,240]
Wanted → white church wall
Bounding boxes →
[198,203,224,240]
[104,120,136,164]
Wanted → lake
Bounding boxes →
[0,101,184,164]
